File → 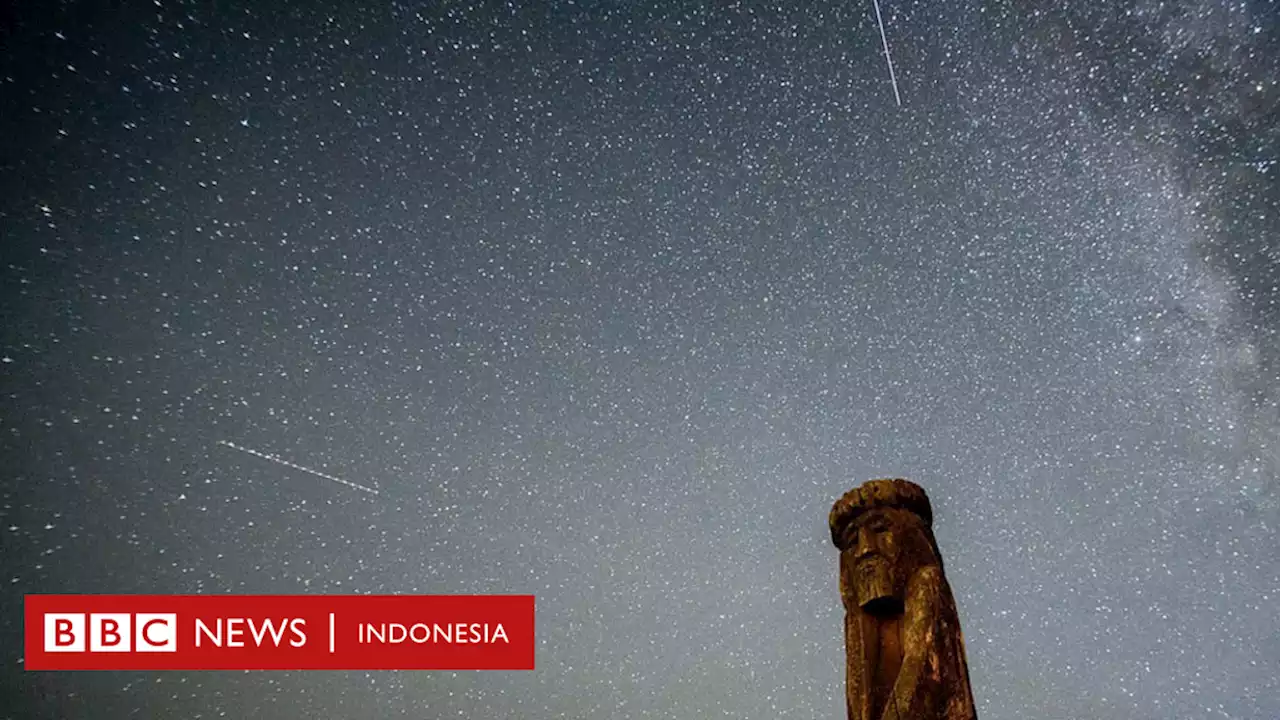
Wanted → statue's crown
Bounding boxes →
[829,478,933,547]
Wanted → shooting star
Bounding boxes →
[871,0,902,106]
[217,440,381,496]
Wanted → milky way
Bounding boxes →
[1,2,1277,718]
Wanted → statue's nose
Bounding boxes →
[854,533,875,558]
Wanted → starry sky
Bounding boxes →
[1,1,1278,718]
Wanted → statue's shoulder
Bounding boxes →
[906,564,945,597]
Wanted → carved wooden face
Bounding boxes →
[841,507,933,613]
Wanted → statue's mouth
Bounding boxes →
[857,555,885,571]
[853,555,900,613]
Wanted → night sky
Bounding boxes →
[2,1,1278,718]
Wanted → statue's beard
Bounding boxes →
[854,556,903,614]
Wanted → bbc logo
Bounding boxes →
[44,613,177,652]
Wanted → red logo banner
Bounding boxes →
[24,594,535,671]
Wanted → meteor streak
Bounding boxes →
[217,440,381,496]
[871,0,902,106]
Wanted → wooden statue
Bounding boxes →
[830,479,977,720]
